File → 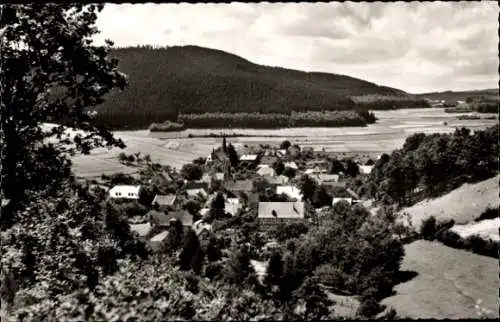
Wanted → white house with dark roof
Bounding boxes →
[109,185,141,200]
[284,161,299,170]
[359,165,374,175]
[257,201,305,229]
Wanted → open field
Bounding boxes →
[56,108,497,178]
[450,218,500,242]
[399,175,500,231]
[382,240,499,319]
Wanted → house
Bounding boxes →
[263,175,289,186]
[359,165,374,175]
[284,161,298,170]
[276,185,303,201]
[332,197,353,206]
[186,188,208,198]
[257,166,276,177]
[304,166,326,175]
[151,194,177,209]
[214,172,225,182]
[200,173,213,185]
[276,149,287,157]
[224,179,253,195]
[239,154,259,168]
[257,202,305,229]
[108,185,141,200]
[311,174,340,185]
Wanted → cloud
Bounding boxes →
[94,2,499,93]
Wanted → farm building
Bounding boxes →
[359,165,374,175]
[108,185,141,200]
[257,201,305,230]
[276,185,303,201]
[264,175,290,186]
[186,188,208,198]
[152,194,177,208]
[257,166,277,177]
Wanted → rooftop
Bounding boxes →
[258,201,305,219]
[152,194,177,206]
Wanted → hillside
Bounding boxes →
[382,240,499,319]
[93,45,412,129]
[415,89,499,102]
[399,174,500,231]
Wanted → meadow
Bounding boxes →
[382,240,499,319]
[66,108,497,178]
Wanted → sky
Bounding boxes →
[93,1,499,94]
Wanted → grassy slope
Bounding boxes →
[94,45,408,129]
[415,88,498,102]
[382,240,499,319]
[400,174,500,231]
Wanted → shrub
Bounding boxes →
[420,216,437,240]
[475,207,499,222]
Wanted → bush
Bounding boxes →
[475,207,498,222]
[420,216,437,240]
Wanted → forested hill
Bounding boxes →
[94,45,409,129]
[415,89,499,102]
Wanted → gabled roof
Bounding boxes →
[152,194,177,206]
[214,172,225,181]
[225,201,242,216]
[332,198,352,206]
[224,180,253,192]
[258,202,305,219]
[150,210,194,227]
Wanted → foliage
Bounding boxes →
[361,125,499,206]
[272,160,285,176]
[1,4,127,208]
[312,185,333,208]
[280,140,292,150]
[474,206,499,222]
[180,163,204,181]
[176,111,374,129]
[183,199,202,217]
[351,95,430,110]
[273,222,309,243]
[297,175,318,202]
[283,166,297,179]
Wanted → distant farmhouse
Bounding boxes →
[109,185,141,200]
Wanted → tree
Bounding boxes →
[345,159,360,177]
[1,4,127,211]
[183,199,202,217]
[178,229,204,274]
[205,236,222,262]
[163,219,185,253]
[226,143,239,168]
[210,192,225,218]
[118,152,128,163]
[282,167,297,179]
[280,140,291,150]
[312,185,332,208]
[329,158,345,174]
[272,160,285,176]
[265,251,284,286]
[420,216,437,240]
[180,163,203,181]
[297,175,317,202]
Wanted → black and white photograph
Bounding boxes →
[1,1,498,320]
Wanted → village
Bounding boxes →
[91,136,378,282]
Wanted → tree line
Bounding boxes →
[356,124,499,206]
